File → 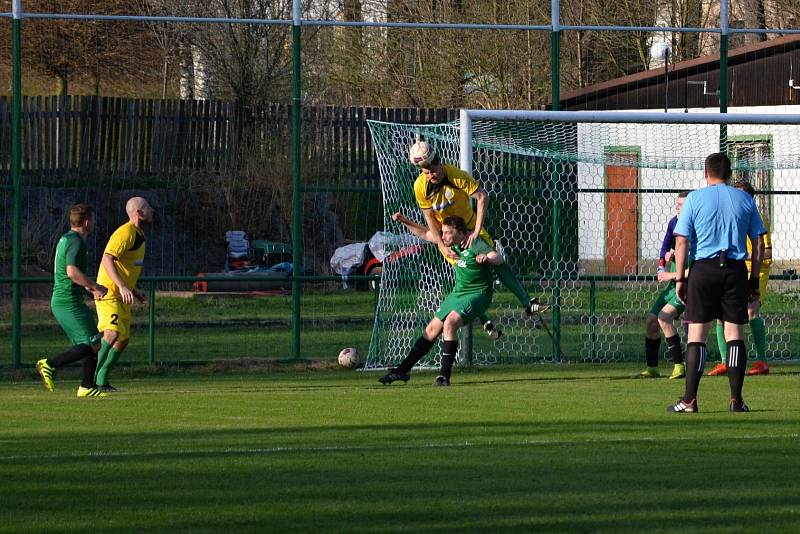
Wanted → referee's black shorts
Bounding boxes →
[685,259,749,324]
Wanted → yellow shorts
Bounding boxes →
[95,298,132,341]
[758,267,770,298]
[746,263,771,298]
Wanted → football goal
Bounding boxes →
[366,110,800,370]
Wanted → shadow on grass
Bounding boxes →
[1,423,798,533]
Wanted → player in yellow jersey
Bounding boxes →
[408,141,536,318]
[93,197,154,391]
[709,181,772,376]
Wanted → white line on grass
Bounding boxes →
[0,433,796,463]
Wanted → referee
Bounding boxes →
[669,152,766,413]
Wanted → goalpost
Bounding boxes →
[366,110,800,370]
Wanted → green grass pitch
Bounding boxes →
[2,364,798,532]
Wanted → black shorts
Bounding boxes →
[685,259,749,324]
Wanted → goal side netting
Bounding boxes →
[366,111,800,370]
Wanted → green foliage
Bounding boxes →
[2,365,799,532]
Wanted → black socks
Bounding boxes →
[683,342,707,402]
[49,343,94,368]
[665,334,683,365]
[440,340,458,380]
[396,337,435,374]
[645,337,661,368]
[726,340,747,402]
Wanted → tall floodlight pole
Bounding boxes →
[550,0,562,361]
[291,0,302,360]
[11,0,23,367]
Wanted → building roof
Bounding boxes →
[559,34,800,108]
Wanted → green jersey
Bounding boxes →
[52,230,88,305]
[451,240,495,297]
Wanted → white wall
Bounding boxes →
[577,106,800,264]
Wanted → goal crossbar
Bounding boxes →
[458,109,800,172]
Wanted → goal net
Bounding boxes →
[366,110,800,370]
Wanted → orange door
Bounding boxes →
[606,153,639,274]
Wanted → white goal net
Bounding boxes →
[366,111,800,370]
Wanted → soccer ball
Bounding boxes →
[338,347,361,369]
[408,140,435,167]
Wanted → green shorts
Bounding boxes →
[51,299,102,347]
[649,283,685,317]
[434,291,492,324]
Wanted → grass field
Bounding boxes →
[2,364,798,532]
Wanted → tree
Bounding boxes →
[141,0,337,106]
[19,0,160,95]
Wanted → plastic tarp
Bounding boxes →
[367,231,418,263]
[330,243,368,276]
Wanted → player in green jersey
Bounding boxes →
[638,192,689,380]
[379,215,504,386]
[36,204,108,397]
[391,211,504,338]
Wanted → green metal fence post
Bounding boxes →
[550,0,563,362]
[11,0,23,367]
[551,0,561,112]
[463,324,473,366]
[291,1,303,360]
[148,280,156,364]
[589,279,597,361]
[719,0,729,150]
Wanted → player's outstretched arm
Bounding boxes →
[421,208,457,259]
[466,188,489,248]
[391,212,438,243]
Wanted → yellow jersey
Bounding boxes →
[413,164,480,228]
[97,222,146,298]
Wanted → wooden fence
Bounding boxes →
[0,96,458,185]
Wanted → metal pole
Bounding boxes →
[719,0,729,113]
[148,280,156,364]
[11,0,23,367]
[589,279,596,360]
[719,0,729,150]
[290,0,303,360]
[550,0,562,362]
[550,0,561,111]
[458,109,474,366]
[458,109,472,172]
[463,324,473,367]
[664,49,669,113]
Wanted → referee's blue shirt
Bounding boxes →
[674,183,766,261]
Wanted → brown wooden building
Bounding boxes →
[559,34,800,111]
